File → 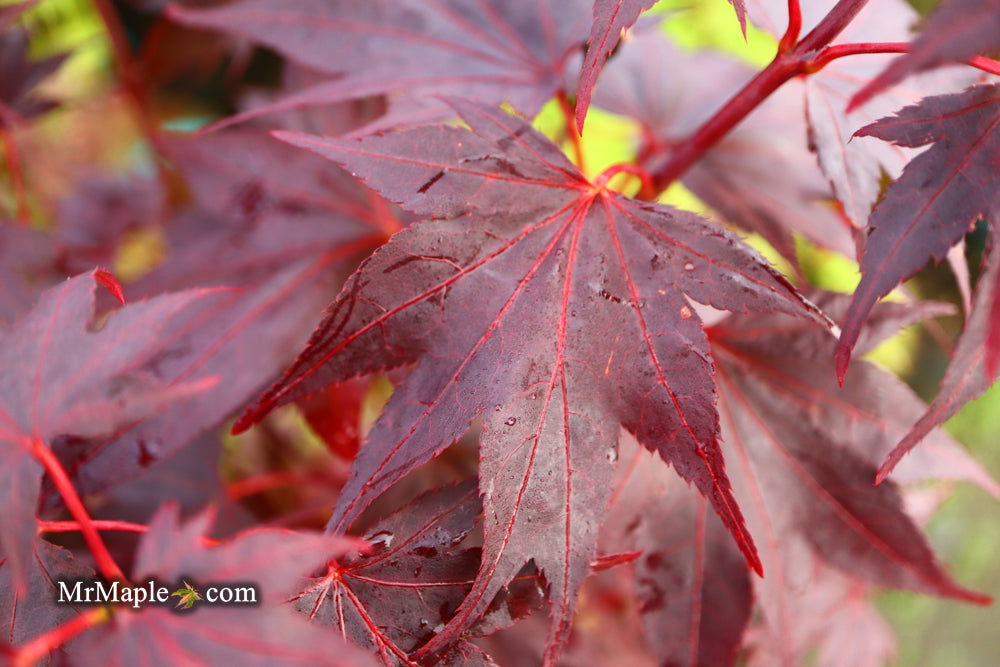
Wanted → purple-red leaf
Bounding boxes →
[574,0,656,132]
[836,83,1000,381]
[603,436,753,667]
[1,540,94,655]
[880,241,1000,482]
[710,297,992,633]
[0,27,66,125]
[66,504,371,666]
[167,0,591,131]
[0,270,219,592]
[65,129,389,497]
[238,99,830,660]
[749,0,985,229]
[293,480,542,665]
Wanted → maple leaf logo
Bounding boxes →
[171,582,202,610]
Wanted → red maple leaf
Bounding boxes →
[0,269,219,593]
[293,479,544,665]
[65,504,372,665]
[835,84,1000,436]
[710,294,992,652]
[574,0,658,132]
[233,99,829,659]
[602,437,753,667]
[62,128,391,497]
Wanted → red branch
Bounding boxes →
[32,439,126,582]
[808,41,1000,77]
[38,518,220,547]
[646,0,872,196]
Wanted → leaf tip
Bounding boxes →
[846,90,869,113]
[748,551,763,578]
[230,414,255,435]
[94,268,125,305]
[834,343,851,386]
[574,105,587,135]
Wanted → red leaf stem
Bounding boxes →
[32,439,126,582]
[808,42,1000,78]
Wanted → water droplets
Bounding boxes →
[367,530,395,550]
[683,261,695,272]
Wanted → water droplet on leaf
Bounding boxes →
[367,530,395,549]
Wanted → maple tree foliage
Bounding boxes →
[1,0,999,664]
[239,97,830,657]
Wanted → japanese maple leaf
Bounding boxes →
[1,540,94,652]
[592,30,853,264]
[62,129,391,497]
[293,480,543,665]
[0,269,218,593]
[836,84,1000,383]
[167,0,590,132]
[233,98,828,659]
[602,436,753,667]
[884,241,1000,483]
[64,504,373,666]
[851,0,1000,109]
[707,294,993,663]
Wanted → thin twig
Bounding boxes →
[808,41,1000,76]
[645,0,872,197]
